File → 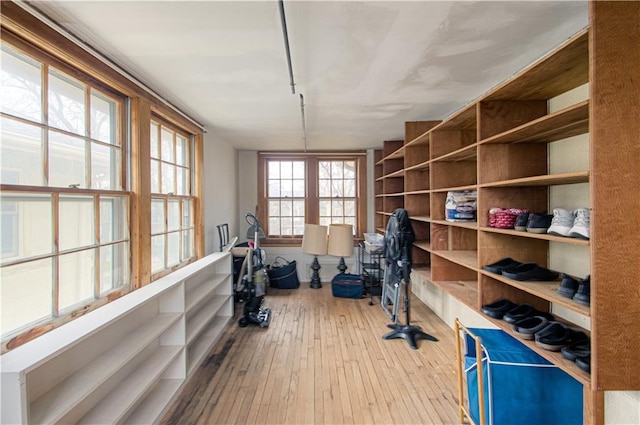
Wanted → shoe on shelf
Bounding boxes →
[503,303,554,324]
[575,355,591,374]
[501,262,560,281]
[526,213,554,234]
[513,316,551,340]
[573,275,590,306]
[482,257,522,274]
[481,298,517,319]
[561,340,590,362]
[569,208,590,240]
[534,322,589,351]
[514,213,530,231]
[557,273,581,299]
[547,208,575,237]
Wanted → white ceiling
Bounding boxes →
[31,0,589,151]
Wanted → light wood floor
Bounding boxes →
[160,284,462,425]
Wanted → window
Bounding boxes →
[0,42,129,339]
[258,154,366,243]
[150,119,195,276]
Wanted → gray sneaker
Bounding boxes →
[569,208,590,239]
[547,208,575,237]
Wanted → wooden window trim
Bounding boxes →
[257,153,367,246]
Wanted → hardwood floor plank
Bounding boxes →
[160,284,461,424]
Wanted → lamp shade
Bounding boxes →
[301,224,327,255]
[327,224,354,257]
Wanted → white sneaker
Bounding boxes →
[569,208,590,239]
[547,208,575,237]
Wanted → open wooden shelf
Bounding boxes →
[405,160,430,172]
[432,250,478,271]
[431,143,478,162]
[413,241,432,252]
[431,280,478,311]
[432,103,477,132]
[481,270,591,317]
[480,100,589,145]
[479,226,590,246]
[479,171,589,188]
[410,215,431,223]
[430,219,478,230]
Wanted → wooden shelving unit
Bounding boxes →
[374,6,640,421]
[0,253,233,425]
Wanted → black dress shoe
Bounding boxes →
[513,316,550,340]
[557,273,580,298]
[576,355,591,374]
[502,263,559,281]
[483,258,522,274]
[561,340,590,361]
[573,275,590,306]
[481,298,517,319]
[535,322,589,351]
[503,303,554,324]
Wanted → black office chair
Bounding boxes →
[217,223,230,252]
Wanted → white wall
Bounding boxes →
[202,134,238,255]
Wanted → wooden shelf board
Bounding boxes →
[413,267,432,281]
[405,161,430,172]
[431,280,478,311]
[480,171,589,188]
[431,142,478,162]
[432,103,477,132]
[122,378,183,425]
[405,189,430,196]
[487,318,591,387]
[185,274,228,312]
[375,227,386,234]
[480,100,589,145]
[30,313,182,424]
[481,270,590,317]
[430,184,478,193]
[483,29,589,101]
[405,131,430,147]
[384,192,405,197]
[413,241,432,252]
[382,146,405,161]
[432,250,478,270]
[186,295,230,344]
[430,219,478,230]
[78,345,182,425]
[383,169,405,179]
[410,215,431,223]
[479,226,590,246]
[187,315,232,376]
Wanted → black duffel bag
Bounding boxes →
[267,256,300,289]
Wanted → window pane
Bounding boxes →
[1,118,44,186]
[92,143,119,190]
[293,200,305,217]
[318,161,330,179]
[319,200,331,217]
[331,180,344,197]
[151,199,165,234]
[151,235,165,273]
[281,161,292,179]
[48,69,85,135]
[167,199,180,231]
[100,242,129,295]
[49,130,86,188]
[332,199,344,217]
[269,200,280,216]
[292,179,305,197]
[331,161,343,178]
[182,229,193,261]
[344,179,356,197]
[162,163,175,194]
[344,200,356,216]
[1,259,52,337]
[281,199,292,217]
[1,46,42,123]
[167,232,180,267]
[150,122,159,159]
[319,217,331,227]
[1,193,52,262]
[280,179,292,197]
[182,200,193,227]
[268,218,280,236]
[268,180,281,197]
[344,161,356,178]
[293,217,304,236]
[59,195,94,251]
[177,167,189,196]
[292,161,304,179]
[268,161,280,179]
[319,179,331,197]
[151,159,160,193]
[100,196,128,243]
[281,217,293,235]
[176,135,187,166]
[90,90,115,144]
[59,249,95,311]
[161,127,174,162]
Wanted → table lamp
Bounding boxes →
[327,223,354,274]
[301,223,327,289]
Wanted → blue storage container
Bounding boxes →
[331,273,363,298]
[465,328,583,425]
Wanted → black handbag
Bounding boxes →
[267,256,300,289]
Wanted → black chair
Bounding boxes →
[217,223,230,252]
